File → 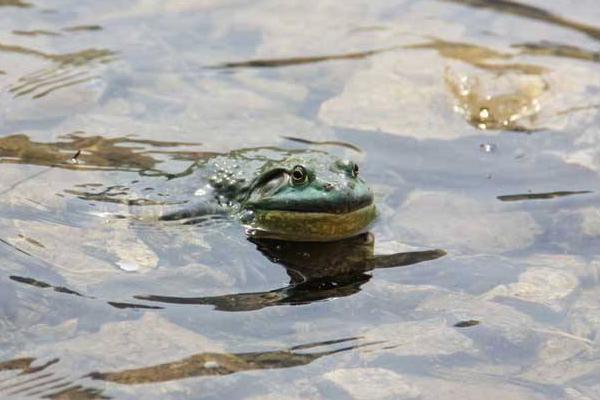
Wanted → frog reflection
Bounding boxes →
[135,233,446,311]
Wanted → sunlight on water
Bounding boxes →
[1,1,600,399]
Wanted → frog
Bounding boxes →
[94,146,379,242]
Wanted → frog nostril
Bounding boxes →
[323,183,334,192]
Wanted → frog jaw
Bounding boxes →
[242,203,377,242]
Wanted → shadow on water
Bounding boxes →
[135,233,446,312]
[0,45,115,99]
[0,357,108,399]
[497,190,592,202]
[211,46,398,69]
[512,41,600,63]
[0,337,376,397]
[13,25,103,37]
[282,136,363,153]
[0,14,114,99]
[443,0,600,41]
[88,337,375,385]
[4,231,444,312]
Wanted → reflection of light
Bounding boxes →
[479,107,490,120]
[194,187,208,196]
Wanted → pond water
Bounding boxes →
[1,1,600,399]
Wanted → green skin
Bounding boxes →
[161,147,377,241]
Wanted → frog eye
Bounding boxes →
[351,163,359,177]
[291,165,308,185]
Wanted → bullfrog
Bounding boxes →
[76,146,378,242]
[0,134,376,241]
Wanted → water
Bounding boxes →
[1,1,600,399]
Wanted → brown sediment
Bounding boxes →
[0,0,31,7]
[513,41,600,63]
[405,39,547,75]
[0,133,205,172]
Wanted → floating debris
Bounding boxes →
[63,25,103,32]
[12,29,61,37]
[454,320,480,328]
[282,136,362,152]
[212,46,397,68]
[497,190,592,202]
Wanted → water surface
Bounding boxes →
[1,1,600,399]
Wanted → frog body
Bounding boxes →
[156,147,377,241]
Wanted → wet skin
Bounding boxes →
[160,147,377,241]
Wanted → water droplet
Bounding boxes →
[479,143,497,153]
[239,210,254,224]
[203,361,219,369]
[479,107,490,121]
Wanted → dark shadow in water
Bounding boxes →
[0,338,375,393]
[106,301,163,310]
[443,0,600,42]
[454,319,480,328]
[13,30,62,37]
[212,46,398,69]
[135,233,446,312]
[497,190,592,202]
[63,25,103,33]
[88,337,373,385]
[13,26,103,37]
[0,357,108,399]
[9,275,84,297]
[7,274,164,310]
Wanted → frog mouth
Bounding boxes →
[247,192,374,214]
[243,203,377,242]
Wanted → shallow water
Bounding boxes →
[1,1,600,399]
